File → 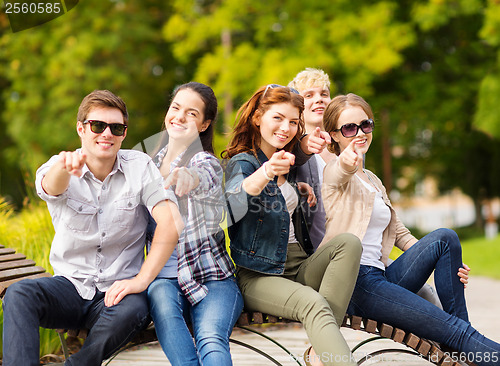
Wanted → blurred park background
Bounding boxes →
[1,0,500,359]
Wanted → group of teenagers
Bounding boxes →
[3,68,500,366]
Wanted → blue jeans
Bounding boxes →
[148,276,243,366]
[348,228,500,366]
[2,276,149,366]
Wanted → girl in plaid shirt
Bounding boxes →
[147,82,243,366]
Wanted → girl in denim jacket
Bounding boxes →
[223,85,362,366]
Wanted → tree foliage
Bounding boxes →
[163,0,415,126]
[1,0,500,228]
[1,0,178,175]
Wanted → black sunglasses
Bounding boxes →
[83,120,128,136]
[334,119,374,138]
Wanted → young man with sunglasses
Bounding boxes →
[2,90,181,366]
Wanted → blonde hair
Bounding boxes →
[288,68,331,93]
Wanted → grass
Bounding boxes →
[461,235,500,279]
[390,231,500,280]
[0,197,60,359]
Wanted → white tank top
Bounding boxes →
[356,175,391,270]
[279,180,299,244]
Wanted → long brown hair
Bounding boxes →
[323,93,374,155]
[222,85,304,159]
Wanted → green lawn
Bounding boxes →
[461,235,500,280]
[390,232,500,280]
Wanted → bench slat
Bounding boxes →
[416,339,432,356]
[252,312,263,324]
[236,312,251,326]
[405,332,421,349]
[363,318,378,333]
[392,328,406,343]
[0,272,51,298]
[0,259,36,271]
[0,248,16,255]
[0,253,27,263]
[378,323,394,338]
[350,315,362,330]
[0,265,47,281]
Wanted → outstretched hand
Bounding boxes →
[306,127,332,154]
[58,151,87,177]
[266,150,295,177]
[339,138,363,170]
[164,167,199,196]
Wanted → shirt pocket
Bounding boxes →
[258,183,283,211]
[65,198,98,232]
[113,195,141,228]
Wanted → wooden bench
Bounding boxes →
[0,245,52,298]
[0,247,472,366]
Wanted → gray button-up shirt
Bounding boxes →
[35,149,169,300]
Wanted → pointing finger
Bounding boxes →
[320,130,332,144]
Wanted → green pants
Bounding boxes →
[236,233,362,366]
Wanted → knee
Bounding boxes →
[3,280,35,311]
[196,329,228,348]
[435,228,461,251]
[327,233,363,258]
[197,334,230,362]
[112,293,149,328]
[147,281,181,318]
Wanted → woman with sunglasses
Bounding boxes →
[223,85,362,366]
[146,82,244,366]
[321,93,500,366]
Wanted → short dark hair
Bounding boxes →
[77,90,128,124]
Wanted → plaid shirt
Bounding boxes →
[153,147,236,305]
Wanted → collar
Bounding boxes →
[154,144,187,169]
[78,148,122,179]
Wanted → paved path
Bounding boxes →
[108,276,500,365]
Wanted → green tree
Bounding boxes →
[0,7,27,207]
[163,0,415,131]
[0,0,179,187]
[474,0,500,138]
[370,0,499,228]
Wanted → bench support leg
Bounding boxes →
[235,326,303,366]
[58,332,70,361]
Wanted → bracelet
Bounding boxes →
[262,162,274,180]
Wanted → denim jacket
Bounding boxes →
[225,149,312,275]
